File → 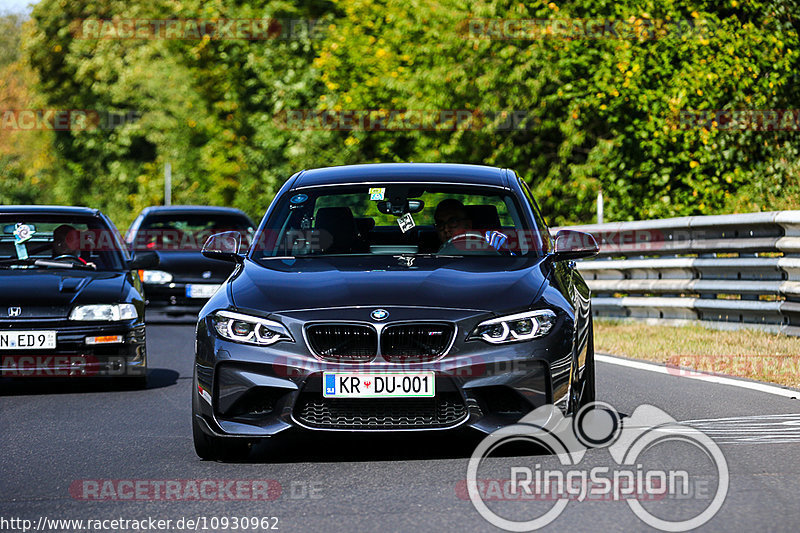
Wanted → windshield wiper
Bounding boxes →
[33,259,96,270]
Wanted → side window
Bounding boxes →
[518,176,552,253]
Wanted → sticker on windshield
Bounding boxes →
[397,213,416,233]
[13,223,34,260]
[290,193,308,204]
[369,188,385,201]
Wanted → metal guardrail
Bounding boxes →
[557,211,800,336]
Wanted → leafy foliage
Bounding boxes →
[4,0,800,227]
[311,0,800,224]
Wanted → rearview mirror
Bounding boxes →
[202,231,244,263]
[128,250,159,269]
[376,199,425,215]
[552,230,599,261]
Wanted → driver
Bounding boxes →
[434,199,512,254]
[434,199,473,245]
[52,224,95,268]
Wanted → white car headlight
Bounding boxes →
[69,303,138,321]
[470,309,556,344]
[141,270,173,284]
[210,310,292,346]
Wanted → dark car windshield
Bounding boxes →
[252,184,545,259]
[0,215,126,271]
[131,213,254,251]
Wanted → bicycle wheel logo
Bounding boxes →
[466,402,729,532]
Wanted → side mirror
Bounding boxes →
[552,230,599,261]
[202,231,244,263]
[128,250,159,269]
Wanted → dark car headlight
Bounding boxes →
[140,270,173,284]
[469,310,556,344]
[69,304,138,321]
[210,310,293,346]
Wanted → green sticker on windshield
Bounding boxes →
[369,188,385,201]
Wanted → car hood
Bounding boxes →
[152,251,236,282]
[230,255,549,313]
[0,270,127,319]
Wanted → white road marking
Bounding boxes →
[677,414,800,444]
[596,353,800,399]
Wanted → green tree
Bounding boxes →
[311,0,800,224]
[24,0,335,227]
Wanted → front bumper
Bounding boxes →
[0,320,146,378]
[144,282,221,316]
[194,319,571,437]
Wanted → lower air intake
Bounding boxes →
[294,393,468,429]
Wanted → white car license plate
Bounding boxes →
[185,284,220,299]
[0,330,57,350]
[323,372,435,398]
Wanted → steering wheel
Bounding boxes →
[439,231,499,255]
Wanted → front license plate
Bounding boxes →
[185,284,220,299]
[0,330,57,350]
[323,372,435,398]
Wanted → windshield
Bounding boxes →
[0,215,126,271]
[252,184,545,259]
[132,213,254,251]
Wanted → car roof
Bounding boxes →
[0,205,101,216]
[292,163,510,188]
[139,205,251,217]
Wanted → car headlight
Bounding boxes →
[69,303,138,321]
[469,309,556,344]
[140,270,173,284]
[210,310,293,346]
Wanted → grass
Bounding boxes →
[594,320,800,389]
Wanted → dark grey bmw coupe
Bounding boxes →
[192,163,598,460]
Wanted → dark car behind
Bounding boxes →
[126,206,255,317]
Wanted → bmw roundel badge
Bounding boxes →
[371,309,389,321]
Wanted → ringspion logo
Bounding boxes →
[466,402,728,531]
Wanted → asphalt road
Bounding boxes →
[1,324,800,532]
